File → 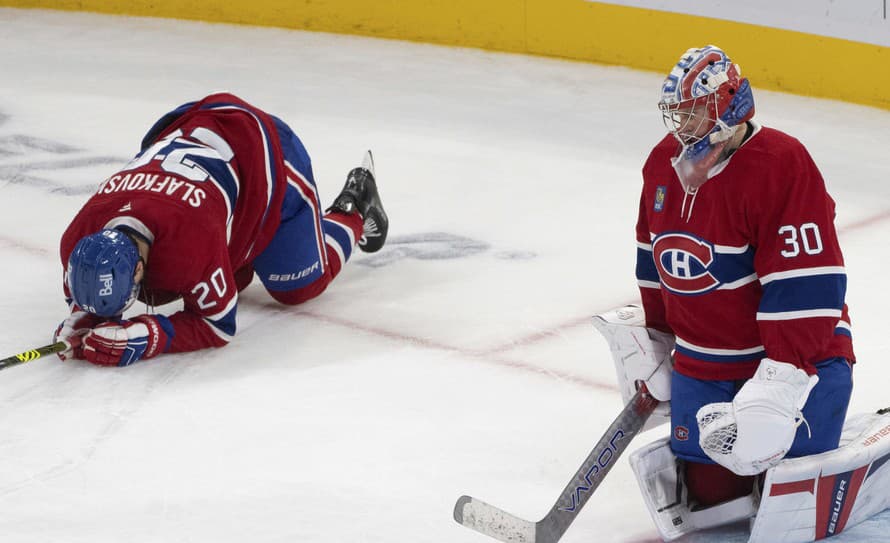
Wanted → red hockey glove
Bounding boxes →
[53,309,105,361]
[82,315,173,367]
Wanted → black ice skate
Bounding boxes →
[328,150,389,253]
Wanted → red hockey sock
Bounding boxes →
[685,461,755,506]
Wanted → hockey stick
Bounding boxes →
[453,387,659,543]
[0,341,68,372]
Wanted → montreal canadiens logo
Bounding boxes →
[674,425,690,441]
[652,232,720,295]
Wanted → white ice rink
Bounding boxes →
[0,8,888,543]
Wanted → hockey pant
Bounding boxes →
[671,357,853,505]
[243,118,363,305]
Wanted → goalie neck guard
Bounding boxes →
[67,228,140,317]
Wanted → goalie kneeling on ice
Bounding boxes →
[630,409,890,542]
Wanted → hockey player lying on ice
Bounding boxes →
[53,93,388,367]
[601,46,890,542]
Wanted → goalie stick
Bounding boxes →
[0,341,69,372]
[453,386,659,543]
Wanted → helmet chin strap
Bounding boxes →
[707,119,738,144]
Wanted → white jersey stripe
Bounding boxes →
[675,337,765,356]
[759,266,847,285]
[285,162,326,270]
[202,174,234,242]
[718,273,758,290]
[205,320,234,343]
[204,293,238,322]
[757,309,843,321]
[648,232,749,254]
[103,216,156,243]
[206,105,274,259]
[324,216,357,249]
[324,234,346,269]
[637,280,661,289]
[713,243,751,254]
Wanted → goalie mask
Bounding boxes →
[659,45,755,147]
[659,45,755,192]
[67,228,141,317]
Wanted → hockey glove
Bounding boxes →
[697,358,819,475]
[53,309,105,361]
[82,315,173,367]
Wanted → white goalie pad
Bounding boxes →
[592,305,674,431]
[629,437,758,541]
[749,410,890,543]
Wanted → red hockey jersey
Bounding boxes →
[636,124,855,380]
[60,94,289,354]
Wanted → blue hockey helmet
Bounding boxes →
[66,228,141,317]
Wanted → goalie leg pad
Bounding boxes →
[630,438,757,541]
[749,410,890,543]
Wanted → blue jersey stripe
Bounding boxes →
[708,246,756,284]
[636,247,659,283]
[760,273,846,314]
[205,305,237,338]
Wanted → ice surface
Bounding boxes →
[0,8,888,543]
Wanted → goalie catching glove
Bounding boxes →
[81,315,173,367]
[697,358,819,476]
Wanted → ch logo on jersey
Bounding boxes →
[652,232,720,295]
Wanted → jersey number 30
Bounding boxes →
[779,223,823,257]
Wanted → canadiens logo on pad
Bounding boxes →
[654,186,667,212]
[674,425,689,441]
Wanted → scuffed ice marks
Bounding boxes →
[0,110,126,196]
[354,232,537,268]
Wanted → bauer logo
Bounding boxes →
[98,273,114,296]
[654,186,667,212]
[268,261,320,282]
[652,233,719,295]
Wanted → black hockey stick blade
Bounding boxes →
[0,341,68,372]
[453,387,659,543]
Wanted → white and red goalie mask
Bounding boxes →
[658,45,755,147]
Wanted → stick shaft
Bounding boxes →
[453,388,659,543]
[0,341,68,371]
[536,388,659,541]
